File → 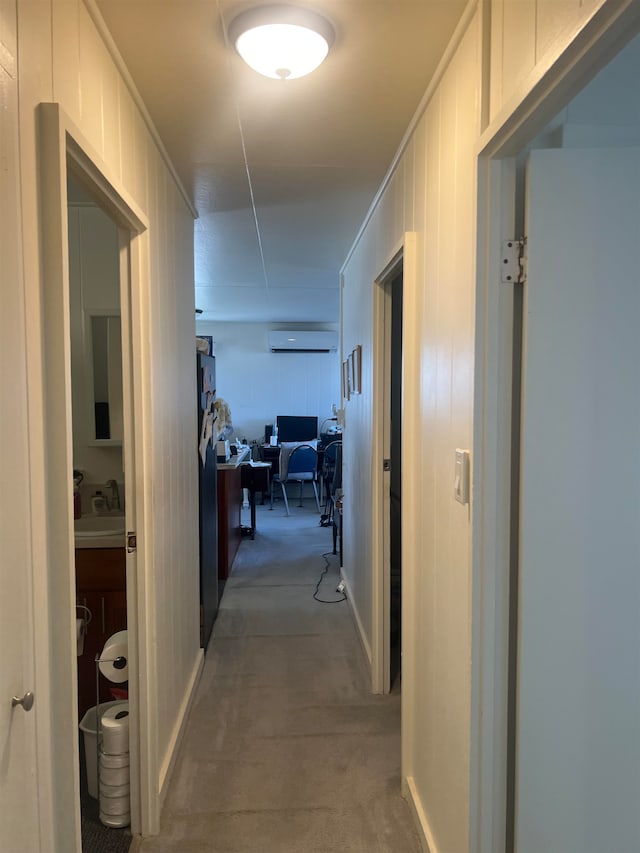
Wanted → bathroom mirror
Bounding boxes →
[87,312,123,443]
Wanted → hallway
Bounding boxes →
[137,502,421,852]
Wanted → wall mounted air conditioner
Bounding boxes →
[268,330,338,353]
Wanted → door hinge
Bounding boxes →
[501,238,527,284]
[127,531,137,553]
[383,458,391,472]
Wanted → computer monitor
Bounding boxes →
[276,415,318,443]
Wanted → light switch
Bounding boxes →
[455,449,470,505]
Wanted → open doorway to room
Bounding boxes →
[372,248,407,696]
[388,269,403,690]
[475,21,640,853]
[67,173,132,846]
[38,104,153,847]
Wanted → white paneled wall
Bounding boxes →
[0,1,41,846]
[197,322,340,443]
[15,0,198,839]
[489,0,607,121]
[341,11,480,853]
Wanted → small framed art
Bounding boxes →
[352,345,362,394]
[342,359,350,401]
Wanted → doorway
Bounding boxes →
[67,174,132,843]
[474,22,640,853]
[38,103,153,844]
[512,147,640,853]
[389,270,403,689]
[372,241,412,697]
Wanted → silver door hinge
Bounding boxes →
[127,531,137,553]
[383,459,391,472]
[501,238,527,284]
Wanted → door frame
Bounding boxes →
[471,4,640,851]
[371,233,419,770]
[38,103,157,840]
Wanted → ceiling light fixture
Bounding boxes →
[228,4,335,80]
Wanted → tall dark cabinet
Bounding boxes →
[197,353,218,649]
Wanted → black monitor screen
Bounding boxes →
[276,415,318,443]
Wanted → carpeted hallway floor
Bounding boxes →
[137,499,421,852]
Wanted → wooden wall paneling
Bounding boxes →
[489,0,505,121]
[340,10,481,852]
[51,0,80,118]
[536,0,582,61]
[78,2,106,154]
[501,0,537,107]
[101,51,122,177]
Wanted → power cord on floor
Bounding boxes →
[314,552,347,604]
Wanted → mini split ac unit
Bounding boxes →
[267,330,338,353]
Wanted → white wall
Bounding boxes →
[0,1,42,846]
[196,322,340,443]
[489,0,606,122]
[341,9,481,851]
[12,0,199,843]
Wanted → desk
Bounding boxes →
[217,447,250,578]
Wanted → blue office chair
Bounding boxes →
[270,443,321,515]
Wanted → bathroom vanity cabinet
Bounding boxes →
[75,548,127,717]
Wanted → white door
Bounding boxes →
[0,35,40,851]
[516,147,640,852]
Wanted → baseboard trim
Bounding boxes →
[342,572,372,670]
[158,649,204,805]
[404,775,438,853]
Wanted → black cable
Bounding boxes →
[314,552,347,604]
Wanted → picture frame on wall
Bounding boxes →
[348,351,355,397]
[352,344,362,393]
[342,359,350,401]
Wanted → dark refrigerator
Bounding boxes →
[197,353,218,649]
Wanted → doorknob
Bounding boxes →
[11,692,34,712]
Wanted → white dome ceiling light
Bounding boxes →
[228,5,335,80]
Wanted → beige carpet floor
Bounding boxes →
[137,499,421,852]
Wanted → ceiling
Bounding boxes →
[96,0,467,324]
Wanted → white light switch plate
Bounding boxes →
[455,449,470,505]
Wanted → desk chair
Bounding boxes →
[270,442,321,515]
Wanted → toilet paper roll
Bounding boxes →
[99,764,130,787]
[99,794,130,815]
[98,630,128,683]
[100,703,130,754]
[100,781,131,799]
[100,810,130,828]
[99,751,129,770]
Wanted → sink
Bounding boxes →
[74,514,125,538]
